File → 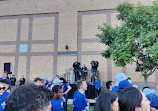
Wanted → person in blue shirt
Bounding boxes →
[60,77,72,111]
[73,79,88,111]
[106,80,114,91]
[143,87,158,109]
[112,73,126,93]
[1,79,10,93]
[51,85,65,111]
[94,76,101,97]
[0,79,10,111]
[0,72,11,87]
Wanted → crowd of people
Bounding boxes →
[0,71,157,111]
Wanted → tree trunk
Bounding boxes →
[144,75,148,87]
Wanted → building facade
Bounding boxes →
[0,0,157,86]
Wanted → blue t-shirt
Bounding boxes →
[51,98,63,111]
[146,93,158,107]
[0,92,9,111]
[45,80,52,88]
[73,90,87,111]
[112,86,119,93]
[94,79,101,89]
[61,83,69,93]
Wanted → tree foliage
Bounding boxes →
[96,2,158,86]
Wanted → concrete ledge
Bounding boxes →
[67,99,96,104]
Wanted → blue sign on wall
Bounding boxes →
[19,44,28,53]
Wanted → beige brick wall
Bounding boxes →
[31,44,54,52]
[0,0,118,16]
[30,56,53,81]
[112,61,123,81]
[20,18,29,41]
[0,45,16,53]
[58,11,78,51]
[32,17,55,40]
[17,56,27,80]
[0,19,18,41]
[57,56,77,76]
[148,72,156,82]
[81,42,107,52]
[82,14,107,39]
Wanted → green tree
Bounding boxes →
[96,2,158,86]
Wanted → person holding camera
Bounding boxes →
[91,61,99,83]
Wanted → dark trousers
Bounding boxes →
[96,88,101,97]
[82,72,87,80]
[91,70,99,83]
[91,71,96,83]
[63,94,68,111]
[74,70,80,81]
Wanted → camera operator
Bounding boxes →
[90,61,99,83]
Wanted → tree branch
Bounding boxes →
[135,58,144,75]
[147,65,158,76]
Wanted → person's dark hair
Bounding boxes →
[52,85,63,93]
[94,90,118,111]
[0,79,9,85]
[90,61,95,64]
[77,79,85,89]
[119,86,142,111]
[95,61,99,65]
[34,77,43,82]
[142,87,150,92]
[5,84,53,111]
[59,77,67,83]
[106,81,113,89]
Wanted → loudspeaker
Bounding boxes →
[65,45,69,50]
[4,63,11,74]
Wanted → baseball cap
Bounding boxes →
[114,73,127,86]
[53,78,63,84]
[119,80,133,89]
[127,76,131,79]
[143,88,155,96]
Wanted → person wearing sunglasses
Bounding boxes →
[0,79,10,111]
[1,79,10,93]
[0,72,11,86]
